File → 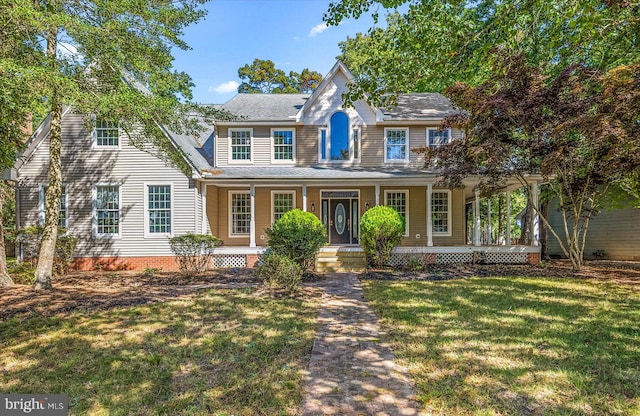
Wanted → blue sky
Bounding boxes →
[172,0,387,104]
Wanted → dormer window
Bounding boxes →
[93,119,119,148]
[318,111,359,162]
[427,128,451,147]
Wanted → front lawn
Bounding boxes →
[363,277,640,415]
[0,288,319,415]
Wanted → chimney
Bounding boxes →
[21,113,33,138]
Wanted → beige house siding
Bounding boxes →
[206,184,465,247]
[547,203,640,260]
[17,112,199,258]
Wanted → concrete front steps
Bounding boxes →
[315,247,366,273]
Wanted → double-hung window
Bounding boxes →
[385,190,409,236]
[271,191,295,224]
[229,191,251,236]
[39,184,68,229]
[432,191,451,235]
[384,128,409,162]
[93,119,119,148]
[94,185,121,237]
[230,129,252,162]
[427,128,451,147]
[272,129,295,162]
[146,184,172,236]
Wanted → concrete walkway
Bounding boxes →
[300,273,423,415]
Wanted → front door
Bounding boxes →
[329,199,351,244]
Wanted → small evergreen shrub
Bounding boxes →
[256,253,303,293]
[265,209,327,270]
[359,205,405,268]
[168,233,222,276]
[15,226,78,275]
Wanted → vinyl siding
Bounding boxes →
[17,112,197,258]
[547,202,640,260]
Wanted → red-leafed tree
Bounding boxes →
[415,54,640,270]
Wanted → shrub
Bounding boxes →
[265,209,327,270]
[256,253,303,293]
[15,226,78,275]
[359,205,405,268]
[168,233,222,276]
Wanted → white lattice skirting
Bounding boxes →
[390,247,534,267]
[212,254,247,268]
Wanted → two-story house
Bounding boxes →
[13,62,543,271]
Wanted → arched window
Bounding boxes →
[329,112,349,161]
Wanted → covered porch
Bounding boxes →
[201,172,543,269]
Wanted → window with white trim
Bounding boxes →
[147,185,172,235]
[271,191,296,224]
[384,128,409,162]
[230,191,251,236]
[432,191,450,235]
[94,119,119,147]
[385,190,409,236]
[319,128,327,161]
[427,128,451,147]
[230,129,252,161]
[39,184,68,229]
[95,185,120,236]
[272,129,295,162]
[353,128,361,160]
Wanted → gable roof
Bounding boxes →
[220,94,309,121]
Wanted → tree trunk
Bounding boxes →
[0,187,14,286]
[540,200,549,260]
[34,27,61,290]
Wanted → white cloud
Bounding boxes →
[209,80,239,94]
[309,23,328,38]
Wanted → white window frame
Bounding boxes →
[271,190,296,224]
[384,189,409,237]
[270,128,296,164]
[427,128,452,147]
[39,183,68,230]
[228,190,251,237]
[318,128,327,162]
[432,190,452,236]
[144,183,173,238]
[384,128,409,163]
[92,117,120,149]
[228,128,253,164]
[93,183,122,238]
[352,128,361,162]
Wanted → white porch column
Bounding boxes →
[487,196,492,245]
[474,189,481,246]
[375,183,380,206]
[426,184,433,247]
[531,182,540,246]
[505,190,511,246]
[302,185,307,212]
[249,184,256,248]
[201,183,207,234]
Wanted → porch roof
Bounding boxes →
[201,166,435,181]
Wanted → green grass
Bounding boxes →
[362,277,640,415]
[0,289,319,415]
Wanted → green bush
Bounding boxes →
[168,233,222,276]
[256,253,303,293]
[15,226,78,275]
[265,209,327,270]
[360,205,405,268]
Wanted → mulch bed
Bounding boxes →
[0,268,260,322]
[362,259,640,286]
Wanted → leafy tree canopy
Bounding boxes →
[327,0,640,105]
[238,59,323,94]
[417,53,640,269]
